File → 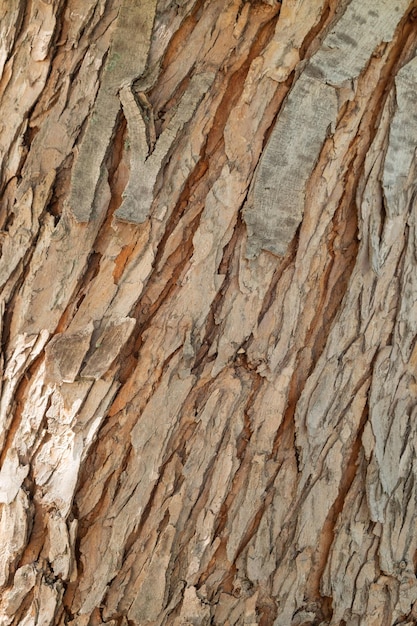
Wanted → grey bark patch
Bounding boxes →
[383,55,417,217]
[67,89,120,222]
[243,75,338,259]
[308,0,410,86]
[67,0,158,222]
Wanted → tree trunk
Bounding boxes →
[1,1,417,624]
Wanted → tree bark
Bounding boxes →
[1,1,417,624]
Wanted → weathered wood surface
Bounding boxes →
[1,1,417,624]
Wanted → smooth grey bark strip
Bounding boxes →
[67,0,158,222]
[308,0,410,85]
[383,55,417,217]
[243,75,338,259]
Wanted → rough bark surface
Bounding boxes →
[1,1,417,625]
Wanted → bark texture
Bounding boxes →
[1,1,417,624]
